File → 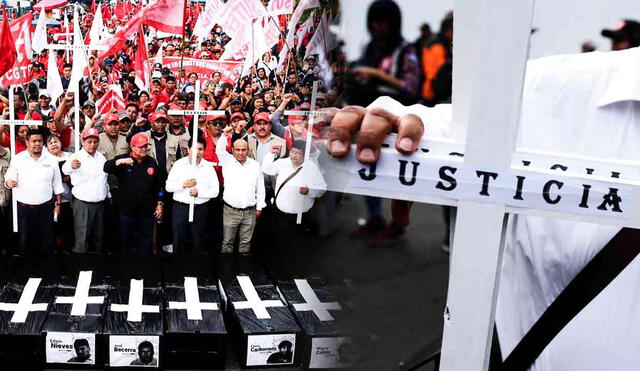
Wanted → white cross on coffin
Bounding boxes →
[292,279,341,322]
[54,271,105,316]
[232,276,284,319]
[167,277,219,321]
[110,279,159,322]
[0,278,49,323]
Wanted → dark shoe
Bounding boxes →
[350,217,386,239]
[370,224,406,247]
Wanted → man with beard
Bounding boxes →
[130,341,157,366]
[4,129,64,258]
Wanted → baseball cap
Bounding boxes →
[130,132,150,148]
[602,20,640,46]
[230,112,245,122]
[39,90,51,98]
[230,97,242,105]
[254,112,270,124]
[149,111,168,122]
[100,76,109,84]
[104,58,114,66]
[103,113,120,125]
[117,110,131,121]
[83,100,95,108]
[152,71,162,79]
[82,127,100,140]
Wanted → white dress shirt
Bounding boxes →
[216,135,266,210]
[262,153,326,214]
[4,150,64,205]
[62,149,110,202]
[165,156,219,204]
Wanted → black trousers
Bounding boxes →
[18,202,55,257]
[172,200,210,254]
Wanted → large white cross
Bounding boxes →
[110,279,160,322]
[0,86,43,233]
[232,276,284,319]
[167,277,219,321]
[54,271,105,316]
[0,278,49,323]
[291,279,341,322]
[167,79,225,222]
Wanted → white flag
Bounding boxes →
[193,0,222,43]
[242,20,269,77]
[297,0,320,13]
[88,3,105,47]
[296,10,315,51]
[32,8,47,54]
[67,8,87,94]
[47,51,64,103]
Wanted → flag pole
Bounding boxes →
[179,0,188,71]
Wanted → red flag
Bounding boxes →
[115,1,125,19]
[96,89,126,115]
[99,0,186,58]
[0,9,17,79]
[0,13,34,86]
[90,0,96,13]
[134,25,149,90]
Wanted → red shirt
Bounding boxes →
[202,130,224,187]
[1,136,26,154]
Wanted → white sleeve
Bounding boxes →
[261,152,280,176]
[215,134,233,165]
[51,161,65,195]
[197,163,219,199]
[165,161,184,194]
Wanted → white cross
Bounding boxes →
[110,279,159,322]
[54,271,105,316]
[291,279,341,322]
[0,86,43,233]
[232,276,284,319]
[0,278,49,323]
[167,277,219,321]
[167,79,225,222]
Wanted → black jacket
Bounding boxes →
[104,154,163,216]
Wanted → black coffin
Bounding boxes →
[41,271,111,369]
[221,270,301,368]
[163,275,227,370]
[103,279,163,369]
[277,277,352,369]
[0,277,57,367]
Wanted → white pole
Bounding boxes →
[296,80,319,224]
[74,91,80,152]
[9,87,18,233]
[188,80,201,223]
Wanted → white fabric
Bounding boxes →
[47,50,64,104]
[292,279,341,321]
[167,277,219,321]
[370,47,640,371]
[232,276,284,319]
[4,151,64,205]
[0,278,48,323]
[110,279,159,322]
[62,149,109,202]
[193,0,223,43]
[32,8,47,54]
[88,3,105,48]
[67,8,87,95]
[215,134,266,210]
[262,153,326,214]
[165,156,219,204]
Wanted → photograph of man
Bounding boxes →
[130,341,157,366]
[67,338,92,363]
[266,340,293,364]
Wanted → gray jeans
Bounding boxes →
[222,204,256,253]
[72,198,105,253]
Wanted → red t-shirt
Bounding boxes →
[202,131,224,187]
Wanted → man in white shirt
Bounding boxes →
[216,125,266,254]
[165,135,219,253]
[4,129,64,257]
[62,128,109,254]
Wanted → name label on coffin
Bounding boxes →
[309,337,353,369]
[109,335,159,368]
[46,332,96,365]
[246,334,296,367]
[323,148,635,218]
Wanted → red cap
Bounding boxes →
[130,132,149,148]
[300,102,311,110]
[254,112,270,124]
[230,112,245,122]
[104,113,119,124]
[206,114,227,122]
[149,111,168,122]
[82,127,100,140]
[288,109,305,124]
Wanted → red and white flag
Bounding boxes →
[99,0,186,58]
[192,0,222,43]
[96,86,126,115]
[296,10,315,51]
[241,19,269,76]
[0,12,32,87]
[217,0,267,38]
[267,0,294,16]
[134,25,150,90]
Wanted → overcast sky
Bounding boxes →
[340,0,640,61]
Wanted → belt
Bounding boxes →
[77,199,106,205]
[223,201,256,211]
[17,199,54,208]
